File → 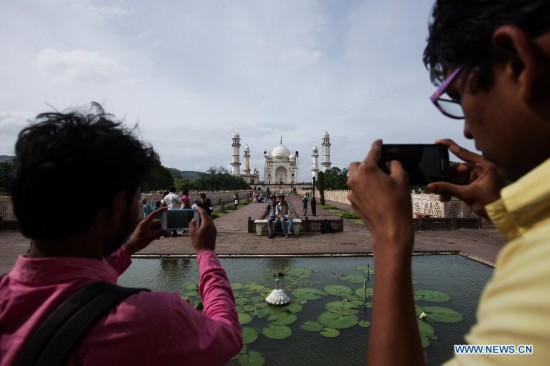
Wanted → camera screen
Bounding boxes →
[379,144,449,186]
[165,209,195,230]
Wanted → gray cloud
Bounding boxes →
[0,0,476,182]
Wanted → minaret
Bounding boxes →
[231,131,241,176]
[321,130,332,172]
[243,144,251,176]
[312,145,319,179]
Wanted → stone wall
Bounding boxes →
[311,190,478,219]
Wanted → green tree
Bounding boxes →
[175,177,197,192]
[143,165,175,192]
[322,167,349,190]
[195,166,250,191]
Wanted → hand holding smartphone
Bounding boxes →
[378,144,450,186]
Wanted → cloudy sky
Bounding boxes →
[0,0,475,183]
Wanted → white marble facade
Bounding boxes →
[231,132,332,184]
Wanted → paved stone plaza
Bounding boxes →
[0,194,506,274]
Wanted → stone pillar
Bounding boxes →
[231,131,241,176]
[312,145,319,179]
[321,130,332,172]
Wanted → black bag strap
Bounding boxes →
[17,281,148,366]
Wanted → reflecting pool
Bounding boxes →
[119,255,493,366]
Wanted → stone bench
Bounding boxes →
[253,219,302,236]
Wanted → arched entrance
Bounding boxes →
[275,166,288,184]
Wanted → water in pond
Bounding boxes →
[119,255,493,366]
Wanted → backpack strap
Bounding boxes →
[17,281,148,366]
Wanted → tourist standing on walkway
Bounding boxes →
[348,2,550,365]
[302,195,308,216]
[181,189,191,209]
[164,187,182,237]
[0,103,242,365]
[265,195,278,239]
[142,199,153,218]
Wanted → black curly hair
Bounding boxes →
[11,102,160,240]
[423,0,550,89]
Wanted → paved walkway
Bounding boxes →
[0,195,507,273]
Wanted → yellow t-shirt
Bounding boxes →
[445,157,550,365]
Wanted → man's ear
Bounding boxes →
[111,191,128,223]
[492,25,545,101]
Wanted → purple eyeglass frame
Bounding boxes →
[430,66,464,119]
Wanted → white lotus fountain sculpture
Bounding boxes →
[265,274,290,306]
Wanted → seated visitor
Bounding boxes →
[276,194,291,238]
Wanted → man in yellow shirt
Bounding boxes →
[347,0,550,364]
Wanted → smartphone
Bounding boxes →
[378,144,450,186]
[161,209,200,231]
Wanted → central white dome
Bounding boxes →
[272,145,291,158]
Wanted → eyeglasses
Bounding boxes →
[430,66,464,119]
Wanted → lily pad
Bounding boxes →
[252,296,266,304]
[243,305,257,312]
[182,292,198,301]
[358,320,370,328]
[242,327,258,344]
[301,321,324,332]
[183,282,198,291]
[325,301,359,316]
[238,312,253,325]
[268,312,297,326]
[292,288,323,300]
[295,299,308,305]
[238,350,265,366]
[354,287,374,298]
[256,308,271,319]
[341,274,366,284]
[287,267,314,279]
[255,302,268,309]
[232,283,245,290]
[414,290,451,303]
[236,297,249,306]
[356,265,375,274]
[418,320,438,348]
[423,306,463,323]
[320,327,340,338]
[284,303,303,314]
[318,311,358,329]
[262,324,292,340]
[324,285,354,297]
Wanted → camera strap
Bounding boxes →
[17,281,148,366]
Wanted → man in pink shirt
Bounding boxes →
[0,103,242,365]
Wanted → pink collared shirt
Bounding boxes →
[0,248,242,365]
